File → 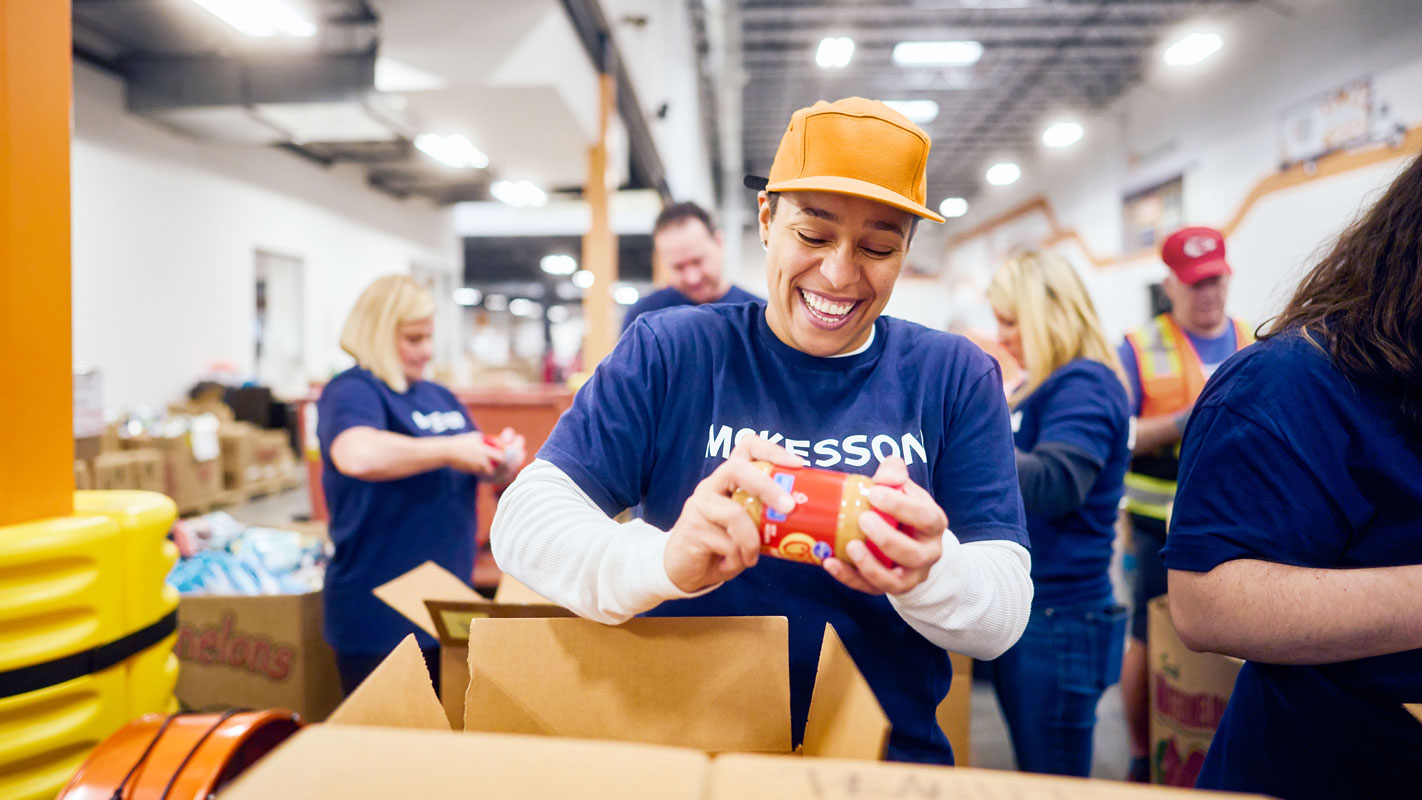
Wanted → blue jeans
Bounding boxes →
[990,599,1128,776]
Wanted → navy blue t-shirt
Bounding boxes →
[317,366,480,654]
[1012,359,1130,606]
[540,303,1028,764]
[1118,321,1238,416]
[620,284,761,331]
[1163,332,1422,799]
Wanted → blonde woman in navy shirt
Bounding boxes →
[318,275,524,694]
[986,251,1131,776]
[1165,151,1422,799]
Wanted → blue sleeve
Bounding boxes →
[1118,339,1143,417]
[539,320,668,515]
[1026,367,1123,467]
[937,364,1030,548]
[1163,403,1347,572]
[317,376,387,448]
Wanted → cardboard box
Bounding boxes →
[220,422,260,492]
[127,448,165,493]
[1147,596,1243,787]
[130,426,224,515]
[223,637,1267,800]
[938,651,972,764]
[74,459,93,490]
[92,451,135,491]
[173,591,343,722]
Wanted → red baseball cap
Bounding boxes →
[1161,226,1232,284]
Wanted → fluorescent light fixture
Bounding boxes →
[816,37,855,69]
[484,293,508,312]
[490,180,548,208]
[547,305,570,323]
[414,134,489,169]
[452,287,482,306]
[892,40,983,67]
[189,0,316,38]
[1163,32,1223,67]
[883,100,940,124]
[614,285,641,306]
[1042,121,1084,148]
[939,197,969,218]
[985,162,1021,186]
[508,298,540,318]
[375,57,446,92]
[571,270,595,289]
[540,254,577,276]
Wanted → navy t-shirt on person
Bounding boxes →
[540,302,1028,765]
[1012,359,1130,607]
[620,284,761,331]
[317,366,480,655]
[1118,322,1238,417]
[1162,332,1422,799]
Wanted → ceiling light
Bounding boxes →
[939,197,969,218]
[540,254,577,276]
[571,270,595,289]
[490,180,548,208]
[1163,32,1223,67]
[1042,121,1084,148]
[414,134,489,169]
[189,0,316,38]
[985,162,1021,186]
[547,305,570,323]
[614,286,641,306]
[816,37,855,69]
[374,58,446,92]
[508,298,540,318]
[484,293,508,312]
[892,41,983,67]
[452,287,482,306]
[882,100,940,124]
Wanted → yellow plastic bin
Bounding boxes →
[0,491,179,800]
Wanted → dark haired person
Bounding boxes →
[1164,151,1422,799]
[621,201,760,330]
[493,98,1032,765]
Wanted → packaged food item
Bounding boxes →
[731,462,911,568]
[482,432,521,467]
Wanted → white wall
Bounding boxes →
[940,0,1422,342]
[71,63,460,412]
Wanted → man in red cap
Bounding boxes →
[1117,225,1255,781]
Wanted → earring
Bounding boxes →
[761,240,769,252]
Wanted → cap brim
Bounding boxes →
[1175,257,1232,284]
[762,175,946,223]
[743,175,769,191]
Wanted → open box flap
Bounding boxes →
[800,624,889,760]
[221,726,710,800]
[464,616,791,753]
[705,753,1273,799]
[1406,703,1422,724]
[493,574,551,604]
[373,560,487,638]
[325,634,449,731]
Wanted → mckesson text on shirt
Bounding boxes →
[706,424,929,467]
[411,410,467,433]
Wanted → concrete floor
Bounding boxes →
[230,485,1135,779]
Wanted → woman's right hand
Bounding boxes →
[663,435,804,593]
[441,432,504,476]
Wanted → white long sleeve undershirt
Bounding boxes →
[491,459,1033,660]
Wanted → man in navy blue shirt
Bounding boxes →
[621,201,760,331]
[493,98,1032,765]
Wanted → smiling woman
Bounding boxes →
[492,97,1034,766]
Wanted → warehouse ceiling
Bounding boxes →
[71,0,656,206]
[735,0,1260,203]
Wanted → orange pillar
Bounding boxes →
[581,73,619,367]
[0,0,74,525]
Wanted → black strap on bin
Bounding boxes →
[0,609,178,698]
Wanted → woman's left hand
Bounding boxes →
[823,456,947,596]
[485,427,527,484]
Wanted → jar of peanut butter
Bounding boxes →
[731,461,909,568]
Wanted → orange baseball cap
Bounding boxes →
[744,97,946,223]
